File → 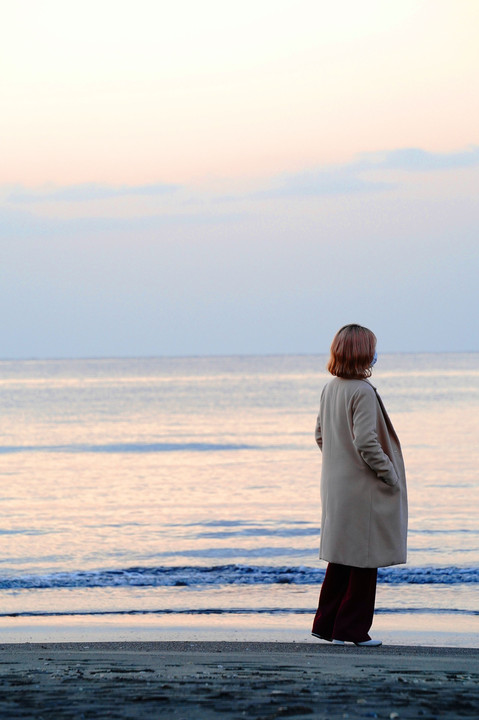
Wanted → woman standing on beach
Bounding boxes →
[312,324,407,647]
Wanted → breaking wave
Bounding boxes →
[1,564,478,590]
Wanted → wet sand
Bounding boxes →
[0,641,478,719]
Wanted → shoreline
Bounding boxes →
[1,641,478,719]
[1,610,478,648]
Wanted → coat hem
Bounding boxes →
[319,554,407,569]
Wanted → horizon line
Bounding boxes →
[0,349,478,363]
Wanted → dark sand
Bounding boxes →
[0,641,478,719]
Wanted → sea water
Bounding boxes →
[0,354,478,635]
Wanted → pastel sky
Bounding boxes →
[2,0,478,357]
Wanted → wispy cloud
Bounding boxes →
[3,146,478,211]
[358,145,479,172]
[249,145,479,200]
[250,168,393,200]
[7,182,178,203]
[0,204,247,241]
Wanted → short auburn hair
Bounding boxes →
[327,324,377,379]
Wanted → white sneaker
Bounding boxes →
[331,638,382,647]
[355,639,382,647]
[311,632,332,642]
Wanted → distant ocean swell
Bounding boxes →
[2,607,478,618]
[0,442,256,454]
[1,565,478,590]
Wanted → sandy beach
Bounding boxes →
[0,641,478,719]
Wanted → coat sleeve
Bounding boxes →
[351,386,399,487]
[315,412,322,450]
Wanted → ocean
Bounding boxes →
[0,353,478,639]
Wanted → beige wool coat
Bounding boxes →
[315,377,407,568]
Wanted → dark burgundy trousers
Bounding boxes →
[312,563,378,643]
